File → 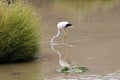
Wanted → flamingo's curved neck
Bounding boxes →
[50,29,60,53]
[51,29,60,46]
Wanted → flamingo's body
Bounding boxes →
[51,21,74,67]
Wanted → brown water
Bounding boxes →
[1,0,120,80]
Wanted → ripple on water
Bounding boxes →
[44,70,120,80]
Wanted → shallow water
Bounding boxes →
[1,0,120,80]
[39,0,120,79]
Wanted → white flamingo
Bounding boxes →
[51,21,74,67]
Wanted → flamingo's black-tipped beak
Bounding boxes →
[65,23,73,28]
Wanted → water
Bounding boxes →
[0,61,42,80]
[1,0,120,80]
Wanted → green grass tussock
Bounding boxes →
[0,1,41,63]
